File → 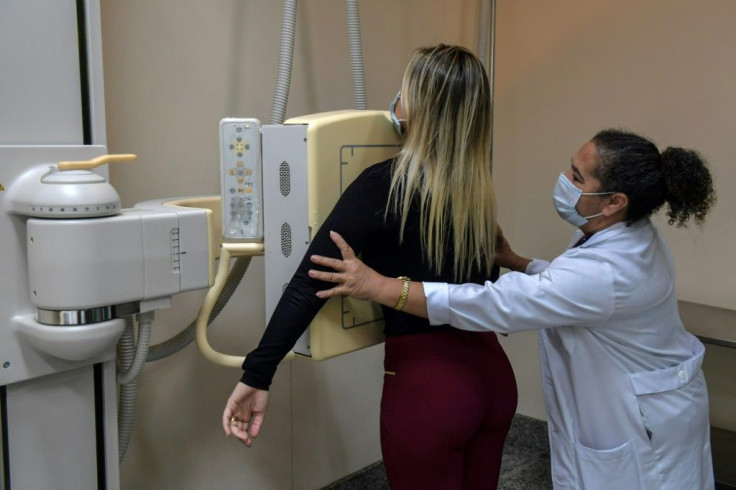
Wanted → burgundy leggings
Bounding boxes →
[380,329,517,490]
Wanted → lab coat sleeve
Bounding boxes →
[525,258,550,275]
[424,255,616,333]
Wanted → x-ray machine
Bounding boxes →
[0,1,398,488]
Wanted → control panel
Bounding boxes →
[219,118,263,241]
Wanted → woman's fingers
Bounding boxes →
[310,254,345,272]
[309,231,357,272]
[308,268,342,283]
[248,413,265,440]
[315,285,345,299]
[224,409,259,447]
[222,408,234,436]
[224,410,252,445]
[329,231,356,259]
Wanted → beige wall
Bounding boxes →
[100,1,478,489]
[492,0,736,429]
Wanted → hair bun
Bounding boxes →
[660,147,715,227]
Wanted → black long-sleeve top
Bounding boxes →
[241,159,493,389]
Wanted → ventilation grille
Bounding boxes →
[279,161,291,196]
[280,222,292,257]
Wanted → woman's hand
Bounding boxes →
[309,231,385,302]
[222,382,269,447]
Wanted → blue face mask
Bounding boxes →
[552,173,614,227]
[389,91,406,137]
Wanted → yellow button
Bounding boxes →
[237,161,244,167]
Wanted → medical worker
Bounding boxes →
[310,129,717,489]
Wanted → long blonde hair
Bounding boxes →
[388,44,496,281]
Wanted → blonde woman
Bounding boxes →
[223,45,516,489]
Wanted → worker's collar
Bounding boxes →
[569,220,646,249]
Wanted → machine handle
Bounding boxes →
[58,154,138,171]
[196,242,295,368]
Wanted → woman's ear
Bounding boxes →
[604,192,629,217]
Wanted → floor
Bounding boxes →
[324,414,736,490]
[323,414,552,490]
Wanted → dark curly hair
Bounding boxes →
[591,129,716,227]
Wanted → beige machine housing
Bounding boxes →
[262,110,400,360]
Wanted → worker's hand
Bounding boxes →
[493,226,515,269]
[223,381,269,447]
[493,226,531,272]
[309,231,383,302]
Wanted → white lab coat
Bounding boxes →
[424,219,713,489]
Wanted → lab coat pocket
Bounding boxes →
[628,348,711,488]
[628,345,708,450]
[573,439,644,489]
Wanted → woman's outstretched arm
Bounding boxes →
[309,231,429,319]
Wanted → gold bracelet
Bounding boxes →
[394,276,411,311]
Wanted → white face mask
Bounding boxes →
[552,173,614,227]
[389,91,405,137]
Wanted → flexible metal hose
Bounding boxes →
[480,0,497,170]
[346,0,366,110]
[117,318,137,462]
[270,0,297,125]
[477,0,492,67]
[118,311,153,385]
